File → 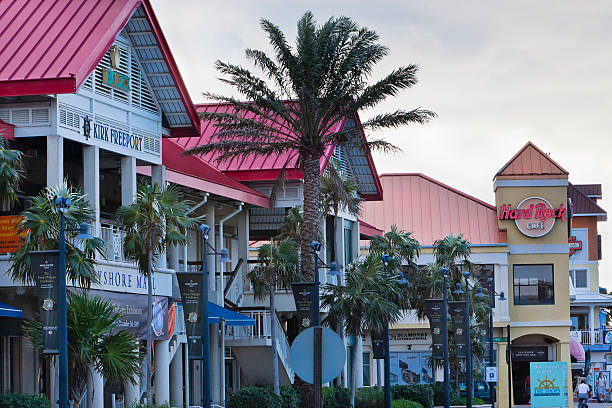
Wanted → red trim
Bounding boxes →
[0,77,76,97]
[0,120,15,140]
[358,219,383,239]
[169,127,199,138]
[226,168,304,182]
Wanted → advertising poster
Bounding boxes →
[390,351,434,385]
[31,250,60,354]
[424,299,444,360]
[177,272,204,359]
[530,362,569,408]
[0,215,24,253]
[448,301,467,359]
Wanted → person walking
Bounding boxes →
[577,380,590,408]
[595,372,607,403]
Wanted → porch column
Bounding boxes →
[205,202,216,297]
[211,324,221,404]
[154,339,170,404]
[124,377,140,407]
[221,321,226,405]
[351,219,360,264]
[589,305,596,344]
[82,145,100,238]
[87,364,104,408]
[46,135,63,187]
[334,216,345,285]
[237,210,249,297]
[355,336,364,388]
[170,343,184,407]
[121,156,137,205]
[168,244,180,272]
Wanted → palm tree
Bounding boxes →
[277,205,302,242]
[8,183,105,287]
[24,291,141,406]
[116,182,198,405]
[185,12,435,281]
[0,136,23,210]
[247,238,299,395]
[369,225,420,277]
[322,255,403,406]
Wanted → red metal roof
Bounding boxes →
[359,219,383,239]
[568,184,606,221]
[0,0,199,136]
[0,120,14,140]
[361,173,507,246]
[495,142,568,180]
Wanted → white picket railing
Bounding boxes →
[578,329,603,345]
[100,222,127,263]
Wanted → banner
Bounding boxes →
[448,301,467,359]
[291,282,316,330]
[424,299,444,360]
[31,251,61,354]
[371,329,386,359]
[0,215,24,253]
[478,322,490,357]
[530,362,569,408]
[177,272,204,359]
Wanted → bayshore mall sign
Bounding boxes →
[499,196,567,237]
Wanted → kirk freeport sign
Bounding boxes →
[499,196,567,238]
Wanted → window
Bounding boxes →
[513,264,554,305]
[570,269,588,289]
[389,351,433,385]
[363,352,371,386]
[473,264,494,291]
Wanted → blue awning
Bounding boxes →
[0,302,22,318]
[208,302,255,326]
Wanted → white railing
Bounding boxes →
[273,311,295,382]
[579,329,603,345]
[223,274,243,306]
[100,222,127,263]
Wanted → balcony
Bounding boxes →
[100,221,127,263]
[576,329,606,345]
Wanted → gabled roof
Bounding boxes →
[0,0,199,137]
[574,184,602,200]
[568,183,607,221]
[495,142,569,180]
[171,102,383,200]
[361,173,507,246]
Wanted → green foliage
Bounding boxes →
[8,183,106,287]
[432,382,458,406]
[247,238,299,300]
[391,385,433,408]
[129,403,170,408]
[355,387,384,408]
[322,386,351,408]
[320,166,362,217]
[0,392,49,408]
[452,396,485,406]
[226,386,282,408]
[0,137,23,209]
[280,385,301,408]
[391,400,423,408]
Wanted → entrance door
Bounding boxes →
[511,346,548,405]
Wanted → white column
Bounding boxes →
[237,210,249,298]
[82,145,100,237]
[335,216,345,284]
[151,164,166,188]
[191,360,202,406]
[351,220,360,263]
[589,305,596,344]
[154,340,171,404]
[184,344,190,407]
[121,156,137,206]
[221,321,226,405]
[170,343,184,407]
[87,365,104,408]
[168,244,180,272]
[211,324,221,404]
[205,202,216,297]
[124,376,140,407]
[47,135,63,187]
[355,336,364,388]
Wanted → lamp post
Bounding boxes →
[53,195,92,408]
[198,224,232,408]
[464,272,473,408]
[483,278,506,408]
[441,267,451,408]
[311,240,323,408]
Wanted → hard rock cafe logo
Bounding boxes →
[499,196,567,238]
[534,376,560,396]
[569,236,582,256]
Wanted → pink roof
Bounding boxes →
[361,173,507,246]
[495,141,568,180]
[359,219,384,239]
[0,0,199,136]
[0,120,15,140]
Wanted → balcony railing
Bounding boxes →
[577,329,604,345]
[100,222,127,263]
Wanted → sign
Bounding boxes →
[605,332,612,345]
[499,196,567,237]
[449,301,467,359]
[102,68,130,91]
[91,263,173,297]
[530,362,569,408]
[424,299,445,360]
[569,236,582,257]
[493,337,508,343]
[289,326,346,384]
[177,272,204,359]
[478,323,490,351]
[486,366,498,383]
[291,282,316,330]
[512,347,548,362]
[371,329,385,359]
[0,215,24,253]
[389,331,430,344]
[82,116,143,152]
[31,251,61,354]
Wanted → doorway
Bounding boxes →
[511,346,548,405]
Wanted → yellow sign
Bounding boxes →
[0,215,24,253]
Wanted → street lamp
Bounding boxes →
[198,224,232,408]
[483,278,506,408]
[53,196,92,408]
[441,267,451,408]
[311,241,323,408]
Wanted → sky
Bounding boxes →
[150,1,612,287]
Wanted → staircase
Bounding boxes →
[225,309,295,386]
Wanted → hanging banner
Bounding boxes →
[478,322,490,355]
[31,250,61,354]
[424,299,444,360]
[371,329,386,359]
[448,301,467,359]
[291,282,316,330]
[530,362,569,408]
[177,272,204,360]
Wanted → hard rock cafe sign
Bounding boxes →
[499,196,567,238]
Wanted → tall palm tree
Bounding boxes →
[369,225,420,276]
[185,12,435,281]
[247,238,299,395]
[322,255,403,406]
[0,136,23,210]
[24,291,141,406]
[8,183,105,287]
[116,182,198,406]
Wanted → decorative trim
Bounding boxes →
[494,179,568,190]
[511,320,573,327]
[508,244,569,254]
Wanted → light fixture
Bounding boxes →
[109,45,121,69]
[311,241,322,252]
[453,283,464,295]
[475,286,487,300]
[327,262,340,277]
[199,224,211,239]
[498,291,507,301]
[219,248,231,263]
[397,272,407,284]
[380,254,392,265]
[440,267,449,277]
[75,223,92,240]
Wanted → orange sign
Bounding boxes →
[0,215,24,253]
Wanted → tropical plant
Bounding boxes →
[226,385,283,408]
[354,386,383,408]
[322,386,351,408]
[391,384,433,408]
[24,291,141,406]
[8,183,105,287]
[0,392,49,408]
[323,255,404,406]
[277,205,302,242]
[116,182,199,405]
[247,238,299,394]
[0,136,23,210]
[184,12,435,283]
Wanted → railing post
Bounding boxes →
[590,328,596,345]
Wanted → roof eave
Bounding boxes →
[0,77,76,97]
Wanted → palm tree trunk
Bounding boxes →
[350,337,359,407]
[300,155,321,281]
[146,249,153,406]
[270,289,280,395]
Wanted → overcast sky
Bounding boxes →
[151,1,612,287]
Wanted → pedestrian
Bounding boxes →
[595,372,607,403]
[577,380,590,408]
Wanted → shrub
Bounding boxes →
[130,404,169,408]
[323,387,351,408]
[0,393,49,408]
[391,400,424,408]
[391,384,434,408]
[452,396,486,406]
[226,386,282,408]
[281,385,301,408]
[355,387,384,408]
[433,382,458,406]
